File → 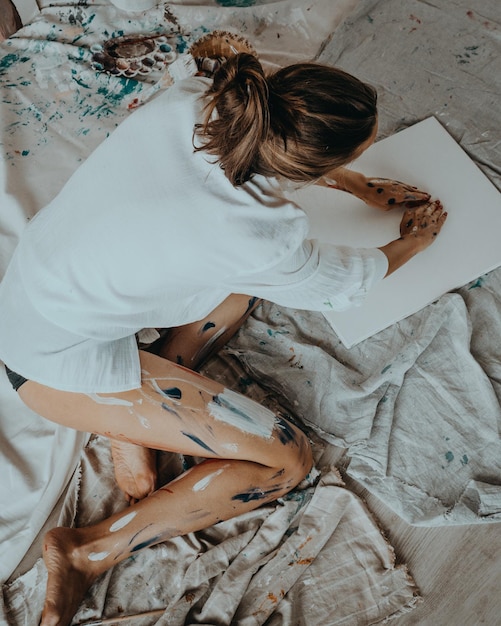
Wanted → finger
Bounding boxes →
[403,189,431,201]
[404,198,430,208]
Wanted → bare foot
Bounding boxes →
[41,527,98,626]
[110,440,157,504]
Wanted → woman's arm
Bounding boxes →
[378,199,447,276]
[317,166,431,211]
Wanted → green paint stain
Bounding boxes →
[445,450,454,463]
[381,364,392,374]
[71,70,92,90]
[468,277,484,289]
[21,150,29,156]
[216,0,256,6]
[266,329,290,337]
[0,54,22,73]
[461,454,469,465]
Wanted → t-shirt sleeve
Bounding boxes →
[227,238,388,311]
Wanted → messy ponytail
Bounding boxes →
[195,53,270,186]
[195,54,377,186]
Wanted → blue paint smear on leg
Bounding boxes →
[212,394,257,429]
[162,387,182,400]
[182,431,218,455]
[232,486,282,503]
[130,534,163,552]
[127,524,154,547]
[202,322,216,332]
[274,415,297,446]
[161,402,181,417]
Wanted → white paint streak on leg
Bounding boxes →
[88,551,111,561]
[141,374,216,397]
[193,325,228,364]
[221,442,239,453]
[87,393,134,407]
[192,468,226,492]
[109,511,137,532]
[148,379,182,403]
[208,388,277,439]
[129,409,151,429]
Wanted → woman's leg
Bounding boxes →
[114,293,262,502]
[18,350,312,626]
[149,293,262,369]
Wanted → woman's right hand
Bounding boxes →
[378,199,447,277]
[399,199,448,251]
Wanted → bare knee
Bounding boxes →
[275,418,313,492]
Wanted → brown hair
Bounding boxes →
[195,53,377,186]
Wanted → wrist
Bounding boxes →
[323,168,366,194]
[378,236,422,277]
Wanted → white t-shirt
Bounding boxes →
[0,76,387,392]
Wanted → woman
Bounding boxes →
[0,41,446,625]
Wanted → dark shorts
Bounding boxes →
[4,365,29,391]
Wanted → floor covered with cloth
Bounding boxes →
[1,1,500,624]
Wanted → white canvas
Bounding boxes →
[287,117,501,347]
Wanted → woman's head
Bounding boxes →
[195,54,378,186]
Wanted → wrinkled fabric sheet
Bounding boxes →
[1,436,418,625]
[227,0,501,526]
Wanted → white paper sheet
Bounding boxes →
[287,117,501,347]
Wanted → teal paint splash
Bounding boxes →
[445,450,454,463]
[381,364,392,374]
[216,0,256,6]
[266,328,290,337]
[0,54,30,75]
[468,276,484,289]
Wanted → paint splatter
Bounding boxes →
[215,0,256,7]
[445,450,454,463]
[162,387,182,400]
[274,415,297,446]
[232,486,282,503]
[182,431,218,455]
[209,389,277,439]
[267,328,290,337]
[192,468,226,492]
[161,402,180,417]
[88,551,110,561]
[468,276,484,289]
[461,454,469,465]
[109,511,137,532]
[130,534,163,552]
[87,393,133,407]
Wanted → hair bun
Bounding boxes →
[189,30,257,62]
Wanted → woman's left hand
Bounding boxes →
[320,169,431,212]
[357,177,431,211]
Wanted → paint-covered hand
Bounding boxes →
[321,170,431,211]
[399,199,447,250]
[356,177,431,211]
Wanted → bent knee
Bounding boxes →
[277,422,313,489]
